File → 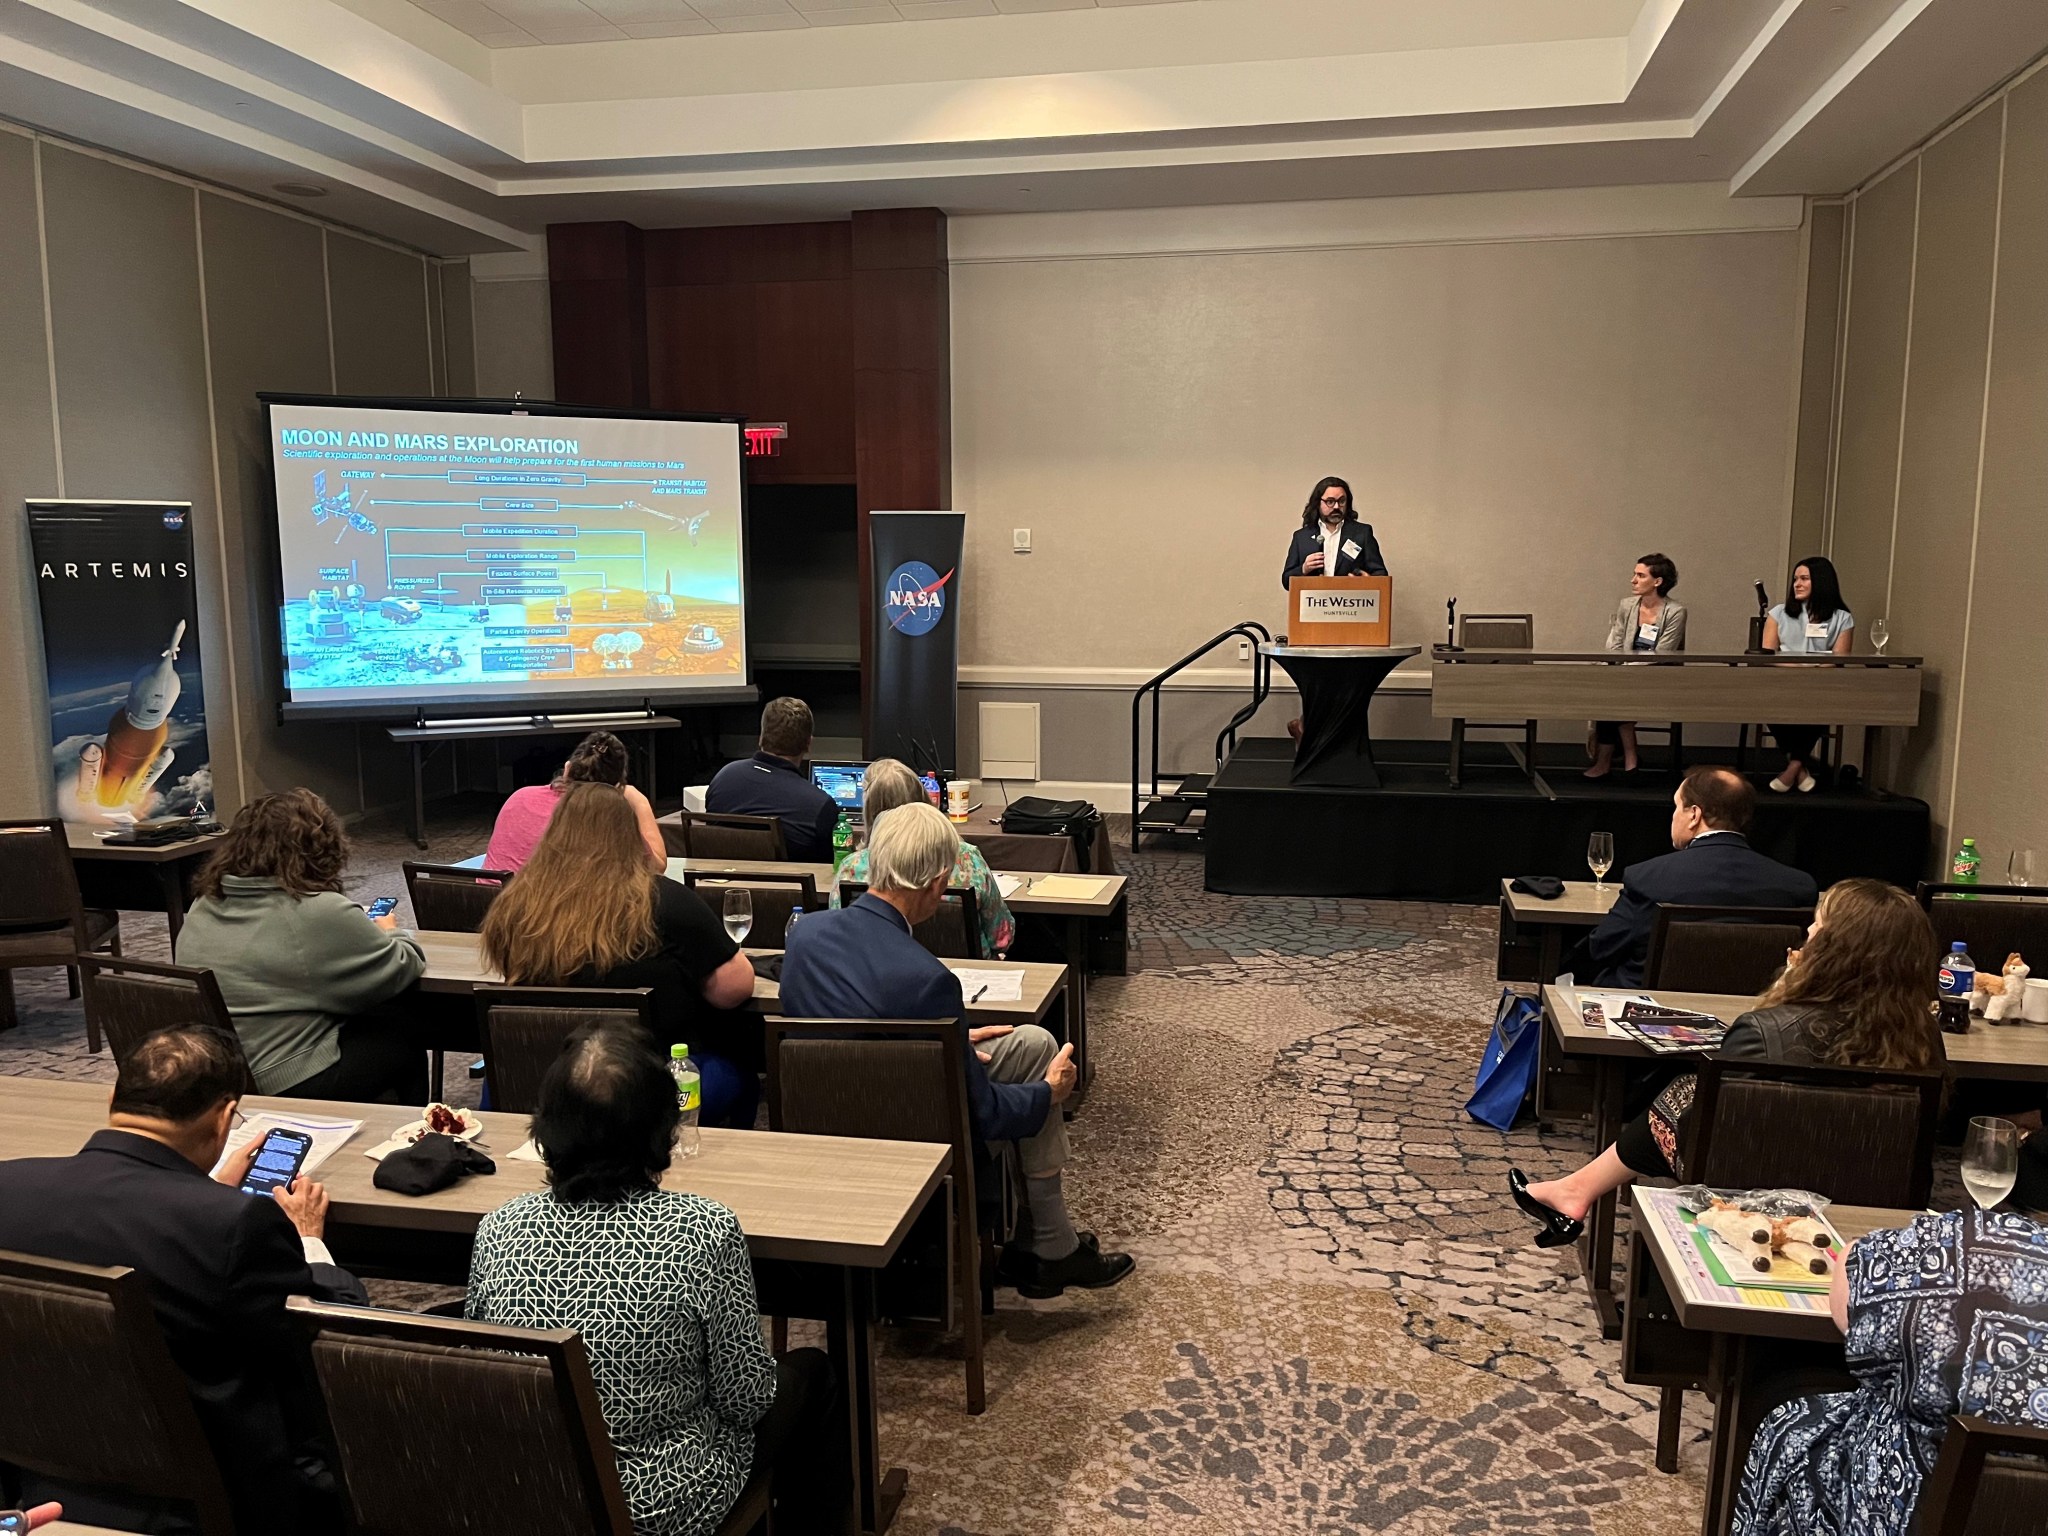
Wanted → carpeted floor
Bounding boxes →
[5,808,1726,1533]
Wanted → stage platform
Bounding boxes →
[1202,738,1931,902]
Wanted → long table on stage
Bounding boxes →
[1431,649,1923,789]
[0,1076,946,1535]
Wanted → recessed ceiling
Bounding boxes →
[415,0,1237,46]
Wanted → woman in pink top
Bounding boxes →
[486,731,665,874]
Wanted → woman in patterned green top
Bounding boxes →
[467,1021,845,1534]
[830,757,1015,956]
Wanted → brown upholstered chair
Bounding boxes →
[662,811,787,861]
[287,1296,773,1536]
[0,1249,237,1535]
[681,872,818,950]
[402,861,510,933]
[0,819,122,1041]
[1642,904,1814,995]
[765,1017,991,1414]
[75,955,255,1089]
[1917,1414,2048,1536]
[475,986,657,1116]
[838,881,984,960]
[963,831,1076,874]
[1917,883,2048,972]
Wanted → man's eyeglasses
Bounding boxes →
[1320,496,1347,508]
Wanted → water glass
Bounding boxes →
[1588,832,1615,890]
[1870,617,1890,655]
[2009,849,2035,888]
[722,888,753,946]
[1963,1116,2020,1210]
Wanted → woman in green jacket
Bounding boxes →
[177,788,426,1101]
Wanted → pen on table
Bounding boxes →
[970,984,988,1003]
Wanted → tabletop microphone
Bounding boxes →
[1748,580,1771,654]
[1442,596,1462,653]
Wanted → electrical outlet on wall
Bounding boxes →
[1237,639,1251,660]
[1013,528,1031,553]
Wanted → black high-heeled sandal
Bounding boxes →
[1509,1168,1584,1248]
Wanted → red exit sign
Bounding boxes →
[744,423,788,457]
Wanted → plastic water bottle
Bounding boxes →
[1938,942,1978,1032]
[1953,837,1981,900]
[832,812,855,874]
[669,1044,701,1158]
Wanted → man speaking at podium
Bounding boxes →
[1282,476,1388,588]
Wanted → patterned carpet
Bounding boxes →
[1,806,1713,1534]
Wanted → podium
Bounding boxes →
[1288,575,1392,647]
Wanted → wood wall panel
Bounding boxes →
[547,222,646,408]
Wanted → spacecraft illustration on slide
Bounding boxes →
[76,620,186,811]
[310,469,377,540]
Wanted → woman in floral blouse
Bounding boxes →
[830,757,1015,956]
[467,1021,845,1534]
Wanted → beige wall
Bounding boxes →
[1809,61,2048,876]
[950,188,1809,784]
[0,127,505,821]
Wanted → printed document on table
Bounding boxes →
[1025,875,1111,900]
[995,874,1026,899]
[952,967,1026,1002]
[211,1112,363,1178]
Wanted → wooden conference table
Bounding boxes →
[1540,983,2048,1337]
[65,824,227,945]
[1432,649,1924,789]
[1497,877,1618,983]
[0,1076,946,1536]
[1627,1192,1911,1536]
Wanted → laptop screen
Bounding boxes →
[811,761,868,813]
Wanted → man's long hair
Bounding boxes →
[1299,476,1354,529]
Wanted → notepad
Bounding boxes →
[953,967,1025,1002]
[211,1112,362,1180]
[1021,875,1110,900]
[996,873,1026,899]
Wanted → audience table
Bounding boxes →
[64,824,227,945]
[0,1076,946,1536]
[1629,1192,1913,1536]
[1497,877,1617,983]
[1540,985,2048,1336]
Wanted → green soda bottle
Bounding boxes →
[832,812,854,874]
[1953,837,1980,900]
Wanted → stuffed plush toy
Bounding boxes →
[1975,952,2031,1022]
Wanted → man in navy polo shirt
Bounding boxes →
[705,696,840,861]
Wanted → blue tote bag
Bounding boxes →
[1466,988,1541,1130]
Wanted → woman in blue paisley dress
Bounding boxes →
[468,1020,847,1535]
[1733,1207,2048,1536]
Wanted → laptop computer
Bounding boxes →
[811,761,869,819]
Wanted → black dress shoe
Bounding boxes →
[1509,1168,1584,1249]
[1012,1242,1134,1299]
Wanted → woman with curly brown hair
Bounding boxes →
[1509,878,1944,1245]
[176,788,427,1101]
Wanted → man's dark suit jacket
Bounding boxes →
[779,893,1051,1144]
[1281,518,1388,588]
[0,1129,366,1532]
[1583,832,1819,987]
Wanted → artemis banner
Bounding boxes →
[869,510,963,771]
[28,500,212,827]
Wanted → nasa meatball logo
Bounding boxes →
[884,560,952,637]
[162,509,186,531]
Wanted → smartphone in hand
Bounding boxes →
[363,896,399,921]
[239,1127,313,1197]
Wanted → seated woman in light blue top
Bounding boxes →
[1587,552,1687,779]
[1762,554,1854,793]
[830,758,1015,956]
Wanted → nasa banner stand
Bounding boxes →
[870,511,963,771]
[27,500,212,829]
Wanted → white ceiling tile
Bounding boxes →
[688,0,795,15]
[892,0,997,17]
[476,29,546,43]
[803,6,904,22]
[791,0,894,11]
[618,17,719,35]
[524,21,631,39]
[991,0,1095,11]
[707,11,810,27]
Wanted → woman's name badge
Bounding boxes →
[1638,623,1660,645]
[1806,620,1829,640]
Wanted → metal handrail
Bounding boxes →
[1130,622,1272,822]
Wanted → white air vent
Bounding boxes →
[978,702,1040,780]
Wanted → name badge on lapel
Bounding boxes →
[1805,620,1829,642]
[1341,539,1361,560]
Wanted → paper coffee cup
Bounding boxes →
[947,778,972,821]
[2024,977,2048,1025]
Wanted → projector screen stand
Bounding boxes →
[386,711,682,850]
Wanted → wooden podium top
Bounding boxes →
[1288,575,1391,647]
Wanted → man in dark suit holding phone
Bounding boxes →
[1281,475,1388,588]
[0,1026,366,1533]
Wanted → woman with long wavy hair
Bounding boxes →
[1509,878,1943,1246]
[481,783,760,1126]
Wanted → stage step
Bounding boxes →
[1136,795,1203,835]
[1171,773,1213,799]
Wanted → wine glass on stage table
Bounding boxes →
[1870,618,1890,656]
[723,888,753,946]
[1588,832,1614,892]
[2009,849,2035,888]
[1963,1116,2020,1210]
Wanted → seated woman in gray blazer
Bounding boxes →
[1586,553,1686,779]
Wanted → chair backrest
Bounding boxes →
[1643,904,1814,994]
[962,831,1076,874]
[0,1249,238,1535]
[1917,1414,2048,1536]
[476,987,657,1115]
[1917,884,2048,973]
[681,873,817,950]
[403,861,511,933]
[0,819,86,933]
[1458,613,1534,650]
[664,811,787,862]
[287,1297,637,1536]
[75,955,254,1087]
[1685,1058,1941,1208]
[839,881,984,960]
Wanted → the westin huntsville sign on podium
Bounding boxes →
[1288,576,1393,646]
